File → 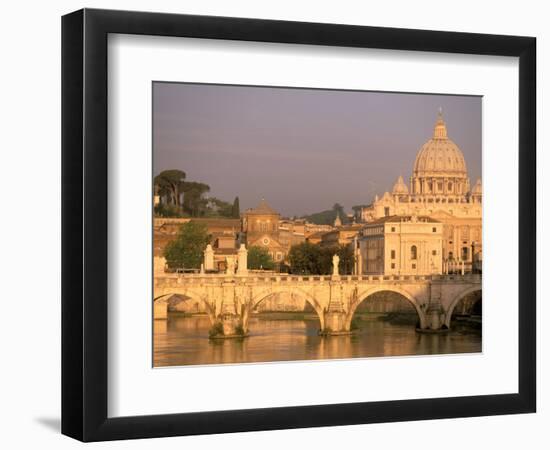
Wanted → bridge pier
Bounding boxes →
[417,288,447,332]
[322,311,350,335]
[320,274,352,335]
[154,300,168,320]
[209,294,249,339]
[213,313,247,338]
[424,305,446,330]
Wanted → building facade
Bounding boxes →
[357,111,482,272]
[242,199,289,263]
[359,215,443,275]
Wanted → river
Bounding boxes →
[153,313,481,367]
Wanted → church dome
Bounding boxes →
[471,178,482,195]
[392,175,409,194]
[413,111,467,178]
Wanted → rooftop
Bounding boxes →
[245,199,279,216]
[366,215,441,225]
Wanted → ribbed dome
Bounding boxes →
[392,175,409,194]
[413,111,467,177]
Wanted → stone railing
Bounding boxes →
[155,272,481,286]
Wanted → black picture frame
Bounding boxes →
[61,8,536,442]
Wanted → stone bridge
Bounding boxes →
[154,272,481,337]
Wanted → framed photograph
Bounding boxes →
[62,8,536,441]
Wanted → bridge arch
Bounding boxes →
[445,286,482,328]
[346,286,426,330]
[154,290,216,322]
[250,288,325,330]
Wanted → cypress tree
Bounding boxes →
[231,196,240,218]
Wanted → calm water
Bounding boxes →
[153,314,481,367]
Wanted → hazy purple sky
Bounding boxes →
[153,82,481,217]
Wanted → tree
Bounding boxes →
[154,170,186,206]
[287,242,355,275]
[335,244,355,275]
[154,203,183,218]
[247,246,275,270]
[301,203,349,226]
[181,181,210,217]
[205,197,233,217]
[164,222,210,269]
[288,242,324,274]
[332,203,346,220]
[231,196,240,218]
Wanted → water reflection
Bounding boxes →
[153,314,481,367]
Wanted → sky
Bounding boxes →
[153,82,481,217]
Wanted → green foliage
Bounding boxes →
[181,181,210,217]
[155,168,240,219]
[336,243,355,275]
[231,196,240,218]
[301,209,335,226]
[164,221,210,269]
[288,242,327,274]
[205,197,233,217]
[208,322,224,338]
[154,203,185,218]
[302,203,349,225]
[247,246,275,270]
[154,170,186,206]
[288,242,355,275]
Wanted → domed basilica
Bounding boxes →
[358,110,482,271]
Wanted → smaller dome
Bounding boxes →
[471,178,482,195]
[392,175,409,194]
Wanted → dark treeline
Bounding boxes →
[154,169,240,218]
[287,242,355,275]
[301,203,351,225]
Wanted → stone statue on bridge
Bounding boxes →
[225,256,236,275]
[332,254,340,277]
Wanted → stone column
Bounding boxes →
[237,244,248,276]
[203,244,214,271]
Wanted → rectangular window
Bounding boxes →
[432,227,437,233]
[384,207,390,217]
[391,227,395,232]
[391,263,395,269]
[432,250,437,256]
[412,263,416,269]
[391,250,396,259]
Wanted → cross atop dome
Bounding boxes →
[433,108,448,139]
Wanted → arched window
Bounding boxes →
[410,245,417,260]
